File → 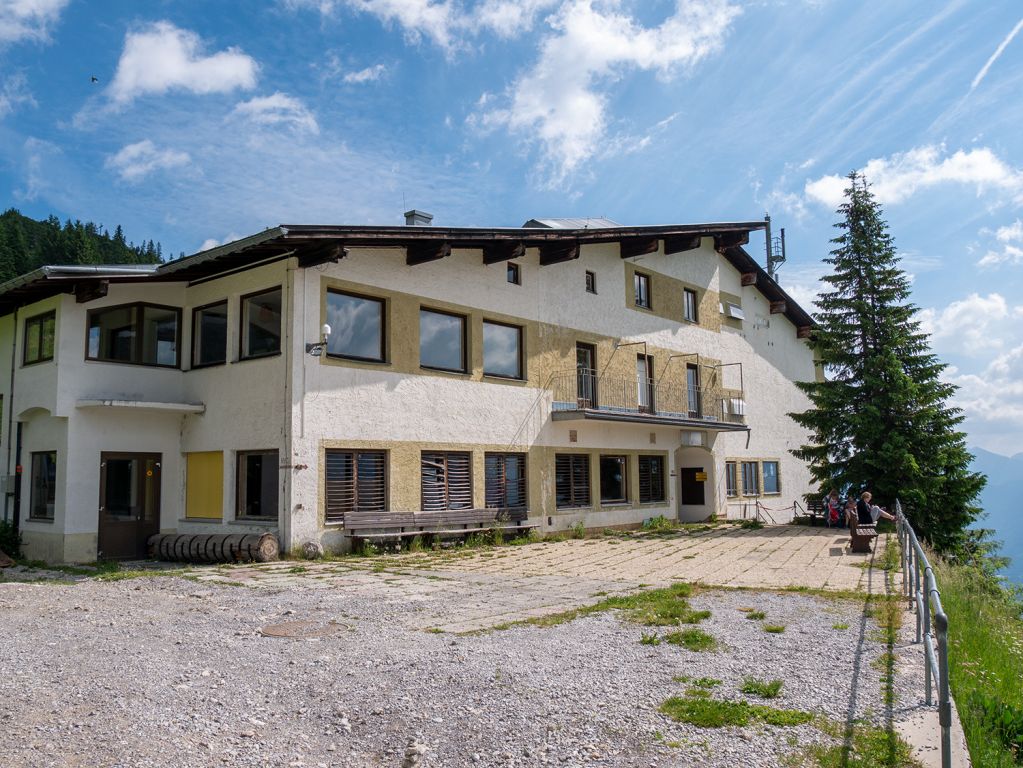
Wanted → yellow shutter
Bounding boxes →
[186,451,224,520]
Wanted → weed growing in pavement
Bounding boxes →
[784,720,918,768]
[663,629,717,652]
[740,678,783,699]
[832,622,849,630]
[287,566,307,574]
[740,519,764,530]
[424,627,444,634]
[643,515,677,532]
[746,610,766,621]
[659,697,812,728]
[640,632,661,646]
[673,676,722,688]
[763,624,786,634]
[570,521,586,539]
[685,687,712,698]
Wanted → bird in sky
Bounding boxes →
[90,76,99,83]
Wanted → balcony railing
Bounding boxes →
[549,369,745,425]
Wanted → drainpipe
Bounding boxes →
[5,307,18,532]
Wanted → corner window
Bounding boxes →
[585,271,597,294]
[87,303,180,367]
[599,455,628,504]
[192,301,227,367]
[684,288,698,323]
[634,273,651,309]
[507,263,521,285]
[638,455,665,503]
[326,289,385,362]
[241,288,282,360]
[30,451,57,520]
[325,450,387,523]
[420,309,466,373]
[741,461,759,496]
[485,453,527,510]
[237,450,279,519]
[483,320,523,379]
[555,454,590,508]
[421,451,472,511]
[762,461,780,494]
[23,311,56,366]
[725,461,738,498]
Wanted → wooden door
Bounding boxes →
[679,467,706,506]
[98,453,161,560]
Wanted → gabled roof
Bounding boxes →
[0,221,815,332]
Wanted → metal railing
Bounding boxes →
[895,500,952,768]
[549,369,745,425]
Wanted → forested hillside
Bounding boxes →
[0,208,163,283]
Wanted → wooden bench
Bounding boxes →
[804,500,825,526]
[342,509,536,550]
[846,510,878,553]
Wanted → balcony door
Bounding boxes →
[98,453,161,560]
[636,354,654,412]
[576,343,597,408]
[686,364,701,418]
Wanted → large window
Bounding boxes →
[483,320,523,379]
[30,451,56,520]
[87,303,180,367]
[485,453,527,510]
[638,456,666,503]
[421,451,472,511]
[420,309,466,373]
[325,450,387,524]
[23,311,56,366]
[240,288,282,360]
[634,273,651,308]
[600,455,628,504]
[192,301,227,367]
[237,450,278,519]
[725,461,738,498]
[326,290,385,362]
[741,461,759,497]
[555,454,590,508]
[762,461,780,494]
[684,288,699,323]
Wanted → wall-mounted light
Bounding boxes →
[306,323,332,356]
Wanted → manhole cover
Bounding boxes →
[259,620,351,638]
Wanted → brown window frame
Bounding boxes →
[236,449,279,519]
[585,270,597,294]
[23,311,56,366]
[421,451,473,511]
[725,461,738,498]
[638,455,666,503]
[191,299,228,369]
[484,452,527,511]
[86,302,182,369]
[482,319,524,380]
[506,262,521,285]
[555,453,591,509]
[29,450,57,521]
[634,272,651,309]
[325,288,387,363]
[419,307,468,374]
[239,287,283,361]
[325,449,387,524]
[741,461,759,497]
[683,288,699,323]
[599,454,628,504]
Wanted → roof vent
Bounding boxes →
[404,209,433,226]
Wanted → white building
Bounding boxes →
[0,216,817,563]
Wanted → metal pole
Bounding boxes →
[936,612,952,768]
[923,566,933,704]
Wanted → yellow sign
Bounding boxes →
[694,472,707,482]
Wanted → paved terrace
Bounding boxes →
[187,524,897,634]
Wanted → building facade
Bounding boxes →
[0,218,817,563]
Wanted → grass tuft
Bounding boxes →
[740,677,783,699]
[640,632,661,646]
[763,624,786,634]
[746,610,766,621]
[663,628,717,652]
[660,696,812,728]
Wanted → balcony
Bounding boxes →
[549,369,747,429]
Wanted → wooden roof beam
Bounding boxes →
[769,300,787,314]
[797,326,813,339]
[619,237,659,259]
[482,241,526,265]
[297,241,347,268]
[663,234,702,255]
[75,280,109,304]
[406,241,452,266]
[714,231,750,252]
[538,241,579,266]
[740,272,757,287]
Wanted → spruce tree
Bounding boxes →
[790,172,985,551]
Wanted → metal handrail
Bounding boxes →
[895,499,952,768]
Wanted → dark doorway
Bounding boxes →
[679,466,706,506]
[576,342,597,408]
[98,453,161,560]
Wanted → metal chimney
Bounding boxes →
[404,209,433,226]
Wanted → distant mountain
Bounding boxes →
[0,208,162,284]
[969,447,1022,585]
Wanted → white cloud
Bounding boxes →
[947,345,1023,432]
[482,0,740,186]
[14,136,60,201]
[0,72,35,117]
[342,63,387,83]
[804,145,1023,209]
[107,22,259,105]
[970,17,1023,92]
[105,140,191,182]
[919,293,1023,357]
[197,233,243,252]
[232,92,319,133]
[0,0,68,44]
[474,0,559,37]
[978,219,1023,267]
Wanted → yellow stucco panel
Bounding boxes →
[185,451,224,520]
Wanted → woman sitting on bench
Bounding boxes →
[856,491,895,524]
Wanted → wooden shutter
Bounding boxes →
[556,454,590,508]
[485,453,526,510]
[326,450,386,524]
[638,456,664,504]
[422,452,472,511]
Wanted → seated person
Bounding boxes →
[857,491,895,524]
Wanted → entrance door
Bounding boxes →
[576,342,597,408]
[679,467,706,506]
[98,453,161,560]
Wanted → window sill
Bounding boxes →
[188,361,227,371]
[22,358,54,368]
[555,506,593,512]
[325,354,388,365]
[482,374,527,385]
[179,517,224,524]
[600,501,630,507]
[236,352,282,364]
[420,366,470,378]
[26,517,55,524]
[231,517,278,526]
[84,358,181,370]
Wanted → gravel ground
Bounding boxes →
[0,573,898,768]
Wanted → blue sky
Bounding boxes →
[2,0,1022,456]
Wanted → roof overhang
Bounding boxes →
[551,409,750,431]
